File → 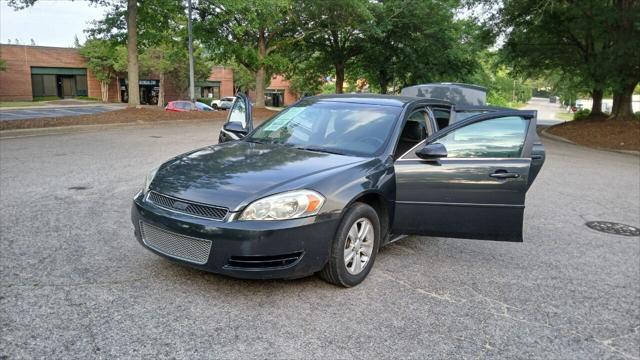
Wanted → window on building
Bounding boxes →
[75,75,88,96]
[31,74,57,97]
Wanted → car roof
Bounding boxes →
[302,94,451,107]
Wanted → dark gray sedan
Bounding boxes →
[132,92,545,287]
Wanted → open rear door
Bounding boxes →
[218,93,253,143]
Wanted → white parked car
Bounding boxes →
[210,96,236,110]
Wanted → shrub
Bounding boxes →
[634,111,640,120]
[573,109,591,121]
[197,98,211,104]
[33,96,61,101]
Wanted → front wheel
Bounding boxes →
[319,203,380,287]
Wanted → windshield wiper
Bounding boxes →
[291,146,346,156]
[244,138,268,144]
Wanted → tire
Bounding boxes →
[212,104,219,110]
[319,202,380,287]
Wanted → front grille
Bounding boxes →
[147,191,228,220]
[140,222,212,264]
[225,252,303,270]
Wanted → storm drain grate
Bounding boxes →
[585,221,640,237]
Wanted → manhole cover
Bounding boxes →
[68,186,90,191]
[149,135,163,138]
[585,221,640,236]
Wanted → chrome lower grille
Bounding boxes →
[140,222,212,264]
[146,191,228,220]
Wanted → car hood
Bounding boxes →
[150,141,367,211]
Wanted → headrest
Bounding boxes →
[401,121,423,142]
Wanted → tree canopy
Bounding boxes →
[477,0,640,119]
[194,0,295,107]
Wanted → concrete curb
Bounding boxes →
[540,127,640,157]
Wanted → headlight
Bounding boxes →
[143,167,159,194]
[239,190,325,221]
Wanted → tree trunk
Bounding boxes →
[255,68,266,108]
[100,81,109,103]
[335,62,345,94]
[590,88,603,116]
[158,72,165,108]
[254,30,267,108]
[379,79,388,94]
[609,81,637,120]
[127,0,140,107]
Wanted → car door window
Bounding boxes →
[394,109,429,159]
[431,108,451,129]
[435,116,529,158]
[228,97,247,127]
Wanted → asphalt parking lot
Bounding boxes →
[1,121,639,358]
[0,104,125,121]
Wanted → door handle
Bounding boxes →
[490,171,520,179]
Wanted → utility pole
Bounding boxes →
[187,0,195,102]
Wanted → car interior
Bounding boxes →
[432,107,452,130]
[394,110,430,159]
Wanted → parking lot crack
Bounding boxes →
[378,270,464,303]
[593,326,640,360]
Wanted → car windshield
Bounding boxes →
[246,101,401,156]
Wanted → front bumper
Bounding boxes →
[131,192,340,279]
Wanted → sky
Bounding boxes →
[0,0,107,47]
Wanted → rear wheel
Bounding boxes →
[319,203,380,287]
[212,104,219,110]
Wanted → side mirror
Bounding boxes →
[223,121,248,136]
[416,143,448,160]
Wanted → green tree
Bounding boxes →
[139,44,182,106]
[79,39,127,102]
[293,0,373,93]
[358,0,486,93]
[141,44,210,105]
[226,62,257,93]
[481,0,640,120]
[605,0,640,120]
[73,35,82,48]
[194,0,294,108]
[467,50,532,107]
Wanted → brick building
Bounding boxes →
[0,44,183,104]
[203,67,299,107]
[1,44,298,106]
[0,44,105,101]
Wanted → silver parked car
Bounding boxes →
[210,96,236,110]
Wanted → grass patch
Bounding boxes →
[0,101,44,108]
[33,96,62,101]
[75,96,100,101]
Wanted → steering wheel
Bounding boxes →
[360,136,384,149]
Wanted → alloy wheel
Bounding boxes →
[344,217,375,275]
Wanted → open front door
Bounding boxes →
[218,93,253,143]
[392,110,542,242]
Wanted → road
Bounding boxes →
[522,96,565,125]
[0,104,126,121]
[1,121,639,358]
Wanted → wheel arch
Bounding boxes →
[345,191,392,242]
